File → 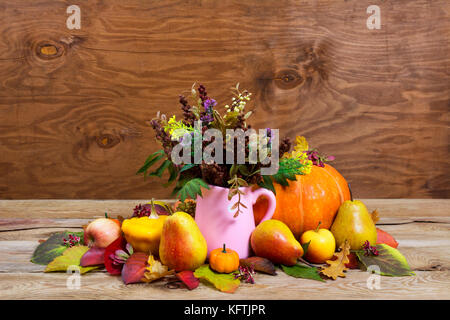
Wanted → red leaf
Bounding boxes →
[376,228,399,248]
[80,247,105,267]
[176,271,200,290]
[104,236,127,275]
[240,257,277,275]
[345,252,359,269]
[121,252,149,285]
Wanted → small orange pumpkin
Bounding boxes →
[209,244,240,273]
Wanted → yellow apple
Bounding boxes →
[300,226,336,264]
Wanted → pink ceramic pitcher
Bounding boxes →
[195,185,276,259]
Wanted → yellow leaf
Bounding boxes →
[294,136,309,153]
[141,255,174,283]
[45,245,100,274]
[320,240,350,280]
[370,209,380,224]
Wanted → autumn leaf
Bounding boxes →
[121,252,149,285]
[320,240,351,280]
[239,257,277,275]
[176,271,200,290]
[370,209,380,224]
[294,136,309,153]
[281,264,325,282]
[142,255,174,283]
[80,247,105,267]
[45,246,100,274]
[104,236,128,275]
[31,231,84,265]
[355,244,414,277]
[194,265,240,293]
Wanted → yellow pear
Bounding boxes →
[159,211,207,271]
[331,200,377,250]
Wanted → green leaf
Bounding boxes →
[268,157,305,187]
[355,244,415,277]
[180,163,197,173]
[176,178,210,201]
[136,150,165,175]
[194,265,240,293]
[259,175,276,194]
[281,264,325,282]
[301,240,311,257]
[229,164,238,178]
[237,165,250,176]
[45,246,101,274]
[163,162,178,187]
[149,159,171,178]
[31,231,84,265]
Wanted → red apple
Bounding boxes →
[85,218,121,248]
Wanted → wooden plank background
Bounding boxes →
[0,0,448,200]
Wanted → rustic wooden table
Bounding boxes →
[0,199,449,300]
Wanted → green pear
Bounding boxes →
[331,200,377,250]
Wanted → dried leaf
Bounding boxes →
[370,209,380,224]
[121,252,149,285]
[355,244,414,277]
[281,264,325,282]
[194,265,240,293]
[142,255,174,283]
[80,247,105,267]
[45,246,100,274]
[239,257,276,275]
[176,271,200,290]
[320,240,350,280]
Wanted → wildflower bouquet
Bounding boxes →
[137,83,311,216]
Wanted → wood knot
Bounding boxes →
[96,134,120,149]
[35,41,64,60]
[273,69,303,89]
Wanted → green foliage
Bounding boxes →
[175,178,210,202]
[194,264,240,293]
[281,264,325,282]
[136,150,165,177]
[355,244,415,277]
[259,157,308,193]
[31,231,84,265]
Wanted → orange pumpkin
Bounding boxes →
[209,244,240,273]
[253,164,350,239]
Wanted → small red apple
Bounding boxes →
[85,218,121,248]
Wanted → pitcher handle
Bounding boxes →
[251,188,276,224]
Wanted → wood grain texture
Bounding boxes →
[0,0,449,200]
[0,199,449,299]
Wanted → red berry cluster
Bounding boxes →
[132,204,152,217]
[63,234,81,247]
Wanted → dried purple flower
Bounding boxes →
[363,240,379,256]
[233,265,256,284]
[203,98,217,110]
[109,243,134,266]
[306,149,335,167]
